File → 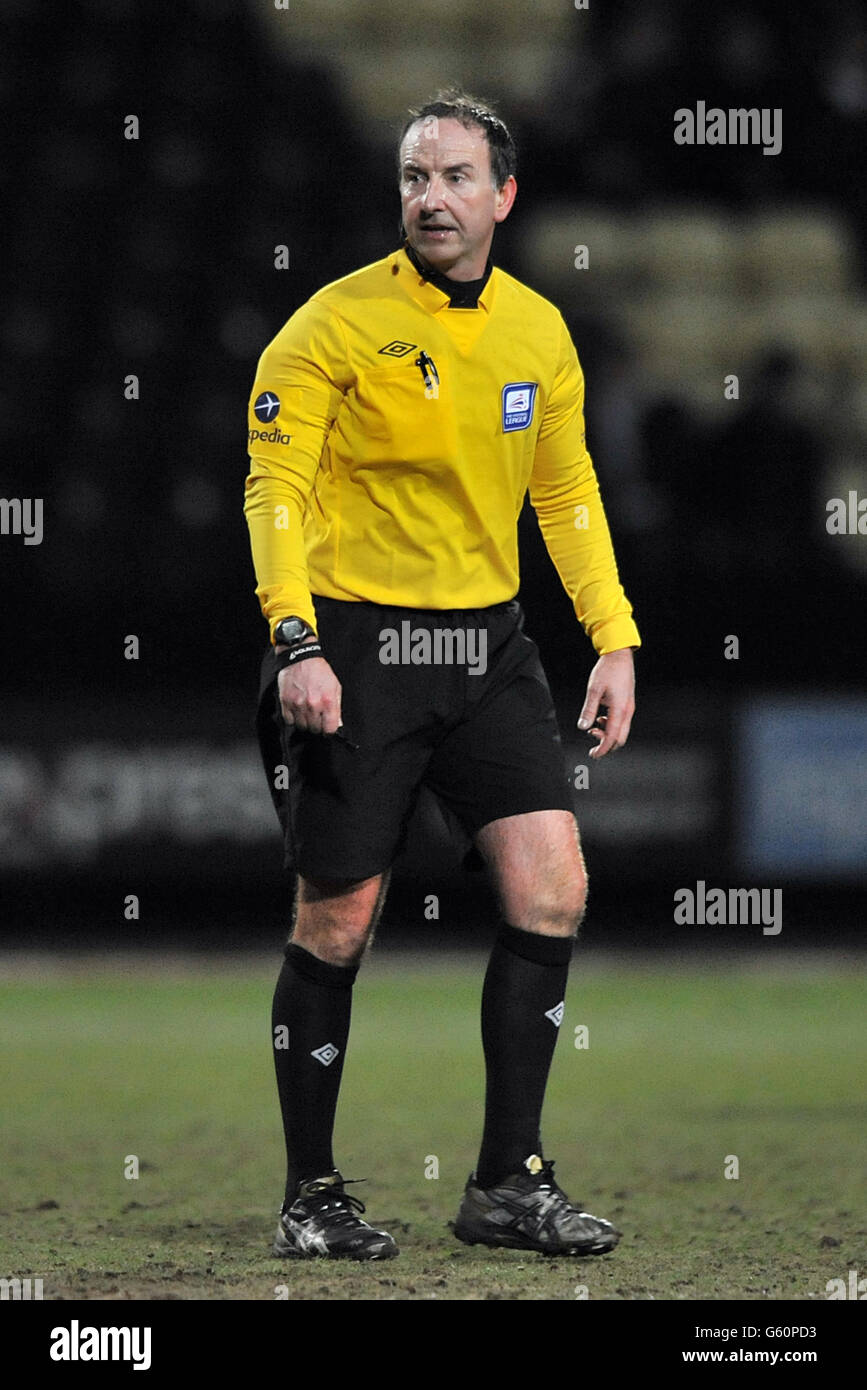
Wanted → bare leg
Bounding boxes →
[474,809,587,937]
[291,869,392,964]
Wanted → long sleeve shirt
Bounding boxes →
[244,244,640,654]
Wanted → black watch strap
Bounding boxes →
[272,642,324,673]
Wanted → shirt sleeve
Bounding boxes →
[529,315,641,655]
[243,296,350,641]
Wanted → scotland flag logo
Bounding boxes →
[254,391,281,422]
[502,381,538,433]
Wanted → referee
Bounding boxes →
[244,89,640,1261]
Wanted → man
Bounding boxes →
[244,89,639,1262]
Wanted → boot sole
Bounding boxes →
[453,1221,618,1257]
[273,1226,399,1261]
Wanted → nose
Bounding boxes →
[420,175,447,210]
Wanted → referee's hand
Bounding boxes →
[276,643,343,736]
[577,647,635,759]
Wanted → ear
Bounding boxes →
[493,175,517,225]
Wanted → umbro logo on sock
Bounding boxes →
[311,1043,340,1066]
[545,1002,565,1027]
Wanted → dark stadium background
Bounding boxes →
[2,0,865,947]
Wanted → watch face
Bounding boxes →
[278,618,307,644]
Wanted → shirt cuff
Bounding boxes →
[268,599,318,644]
[589,615,641,655]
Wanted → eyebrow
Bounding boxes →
[402,160,476,174]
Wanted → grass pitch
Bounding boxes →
[1,949,864,1301]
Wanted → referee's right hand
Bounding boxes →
[276,643,343,736]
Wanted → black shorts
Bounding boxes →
[255,595,574,880]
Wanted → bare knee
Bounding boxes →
[476,809,588,939]
[521,868,588,937]
[291,873,388,967]
[292,917,369,967]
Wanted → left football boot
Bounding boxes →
[453,1154,620,1256]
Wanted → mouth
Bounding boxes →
[419,226,456,236]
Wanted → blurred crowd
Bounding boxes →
[2,0,865,697]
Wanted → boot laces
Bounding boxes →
[298,1177,368,1226]
[528,1159,574,1218]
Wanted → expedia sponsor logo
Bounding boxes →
[248,425,292,445]
[253,391,281,421]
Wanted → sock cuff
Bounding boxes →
[495,921,574,967]
[284,942,359,988]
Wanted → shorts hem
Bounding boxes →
[283,855,395,883]
[461,795,576,839]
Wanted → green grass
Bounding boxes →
[0,951,865,1300]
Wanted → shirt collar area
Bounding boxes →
[393,242,496,312]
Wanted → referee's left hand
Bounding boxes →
[577,648,635,759]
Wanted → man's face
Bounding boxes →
[399,117,516,280]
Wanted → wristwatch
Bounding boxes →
[274,616,317,648]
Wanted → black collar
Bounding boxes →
[402,240,493,309]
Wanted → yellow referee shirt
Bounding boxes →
[244,245,640,654]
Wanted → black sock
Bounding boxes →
[271,942,358,1207]
[476,922,573,1188]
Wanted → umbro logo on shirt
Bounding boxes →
[378,339,417,357]
[545,1002,565,1028]
[311,1043,340,1066]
